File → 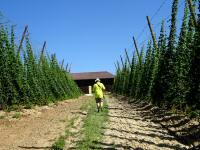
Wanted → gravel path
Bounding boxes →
[101,96,189,150]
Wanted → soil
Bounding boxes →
[0,96,90,150]
[0,95,199,150]
[101,96,190,150]
[64,110,87,150]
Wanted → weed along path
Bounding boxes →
[0,96,91,150]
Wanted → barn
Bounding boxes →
[71,71,115,94]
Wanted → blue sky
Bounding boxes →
[0,0,185,74]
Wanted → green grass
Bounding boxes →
[12,112,21,119]
[77,99,109,149]
[0,115,5,119]
[51,136,65,150]
[51,96,109,150]
[6,104,23,112]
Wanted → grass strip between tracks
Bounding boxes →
[77,97,109,149]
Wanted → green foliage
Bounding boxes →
[77,98,108,149]
[0,24,82,108]
[160,0,179,104]
[186,3,200,111]
[0,26,18,106]
[140,40,154,99]
[151,21,167,105]
[51,136,65,150]
[12,112,21,119]
[170,1,190,107]
[127,52,136,96]
[135,46,145,98]
[113,0,200,115]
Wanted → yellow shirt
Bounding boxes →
[93,81,106,99]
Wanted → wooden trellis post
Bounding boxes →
[41,41,46,56]
[133,36,142,66]
[61,59,64,70]
[39,41,47,64]
[125,48,131,67]
[120,55,125,69]
[17,25,28,55]
[146,16,158,50]
[187,0,197,28]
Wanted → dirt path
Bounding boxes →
[101,96,189,150]
[64,109,87,150]
[0,96,90,150]
[0,95,197,150]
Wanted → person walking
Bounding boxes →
[93,78,106,112]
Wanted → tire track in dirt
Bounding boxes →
[64,110,87,150]
[101,96,189,150]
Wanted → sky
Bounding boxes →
[0,0,185,74]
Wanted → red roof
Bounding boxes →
[71,71,115,80]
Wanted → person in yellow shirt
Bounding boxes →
[93,78,106,112]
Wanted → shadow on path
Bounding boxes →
[102,126,175,141]
[115,95,200,149]
[92,141,142,150]
[18,146,51,149]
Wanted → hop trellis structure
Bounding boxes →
[0,25,81,109]
[113,0,200,117]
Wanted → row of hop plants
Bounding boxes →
[0,25,82,109]
[113,0,200,117]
